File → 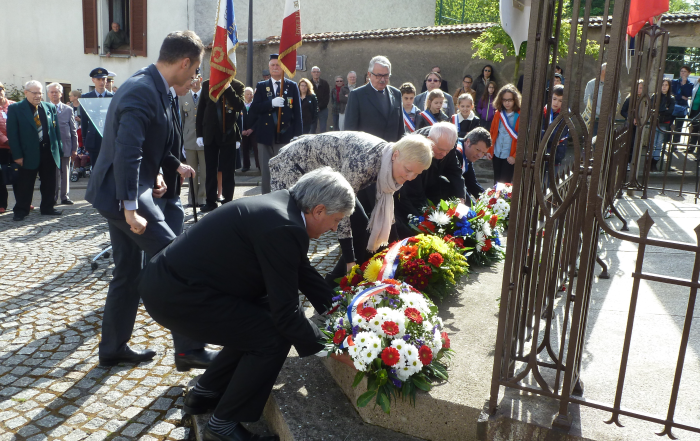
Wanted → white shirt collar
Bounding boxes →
[368,81,384,93]
[301,211,307,227]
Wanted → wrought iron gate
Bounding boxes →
[488,0,700,437]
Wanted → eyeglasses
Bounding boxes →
[371,72,390,80]
[502,98,514,102]
[27,91,43,96]
[463,80,472,84]
[484,69,492,73]
[335,80,343,83]
[426,79,441,83]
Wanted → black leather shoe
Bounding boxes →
[240,167,250,172]
[99,347,156,367]
[13,214,26,221]
[203,423,279,441]
[175,348,218,371]
[200,204,218,212]
[61,199,75,205]
[41,209,62,216]
[183,389,221,415]
[217,196,225,203]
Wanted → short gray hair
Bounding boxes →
[465,126,492,148]
[311,66,320,72]
[368,56,391,74]
[47,82,63,93]
[428,122,458,149]
[290,167,356,216]
[24,80,43,91]
[391,134,433,169]
[348,71,356,76]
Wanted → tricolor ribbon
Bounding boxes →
[419,111,437,126]
[453,202,472,218]
[456,141,467,173]
[403,109,416,132]
[499,111,518,141]
[452,114,460,132]
[376,238,409,281]
[345,283,392,332]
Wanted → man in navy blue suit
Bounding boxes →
[80,67,114,167]
[251,54,302,194]
[86,31,206,368]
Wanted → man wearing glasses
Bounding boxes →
[344,55,404,143]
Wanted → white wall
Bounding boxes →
[196,0,437,45]
[0,0,192,95]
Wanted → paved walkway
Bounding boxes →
[0,185,339,441]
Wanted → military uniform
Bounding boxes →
[81,67,114,166]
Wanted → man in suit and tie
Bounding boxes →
[344,55,404,142]
[458,127,491,200]
[6,81,63,221]
[252,54,303,194]
[47,83,78,205]
[180,72,206,207]
[195,77,245,212]
[138,167,354,441]
[85,30,204,368]
[81,67,114,167]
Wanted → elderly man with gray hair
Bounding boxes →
[139,167,353,441]
[6,80,63,221]
[46,82,78,205]
[344,55,405,142]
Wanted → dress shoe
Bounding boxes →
[175,348,218,371]
[217,196,225,203]
[199,204,208,209]
[13,214,26,221]
[61,199,75,205]
[183,389,221,415]
[200,204,218,212]
[240,167,250,172]
[41,209,62,216]
[203,423,279,441]
[99,347,156,367]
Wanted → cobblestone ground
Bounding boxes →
[0,186,339,441]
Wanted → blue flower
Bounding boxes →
[352,325,359,337]
[339,318,344,327]
[494,236,501,246]
[392,379,403,388]
[332,295,343,302]
[418,216,425,222]
[466,209,477,220]
[403,334,411,342]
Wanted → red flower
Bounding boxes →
[382,321,400,336]
[399,245,418,260]
[441,332,451,349]
[340,277,349,289]
[454,237,465,248]
[446,207,456,217]
[418,345,433,365]
[428,253,444,267]
[359,306,377,320]
[351,273,363,286]
[489,197,498,206]
[418,221,436,233]
[489,215,499,228]
[327,304,341,315]
[420,265,433,276]
[385,286,400,295]
[404,307,423,324]
[443,234,454,243]
[414,274,429,289]
[333,329,347,345]
[483,239,492,252]
[407,237,420,243]
[478,209,486,217]
[360,260,370,271]
[487,189,495,196]
[383,279,401,285]
[381,347,401,366]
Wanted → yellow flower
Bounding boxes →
[363,258,383,282]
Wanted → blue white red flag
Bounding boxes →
[209,0,238,101]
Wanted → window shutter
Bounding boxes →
[130,0,147,57]
[82,0,98,55]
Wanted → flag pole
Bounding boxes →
[246,0,254,87]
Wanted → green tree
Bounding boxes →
[435,0,499,24]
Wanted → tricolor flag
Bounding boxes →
[278,0,302,78]
[627,0,667,36]
[209,0,238,102]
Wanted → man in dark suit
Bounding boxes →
[344,55,404,143]
[6,80,63,221]
[195,77,245,212]
[458,127,491,201]
[80,67,114,167]
[138,167,355,441]
[252,54,302,194]
[85,30,204,368]
[394,123,467,238]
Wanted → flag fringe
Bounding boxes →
[279,41,302,78]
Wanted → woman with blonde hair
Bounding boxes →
[298,78,318,134]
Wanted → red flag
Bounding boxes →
[210,0,238,101]
[278,0,302,78]
[627,0,668,36]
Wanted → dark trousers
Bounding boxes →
[492,156,515,185]
[332,113,340,131]
[325,197,370,284]
[88,148,99,170]
[13,147,57,216]
[673,117,685,144]
[141,283,291,422]
[688,109,700,152]
[0,149,11,209]
[240,134,259,169]
[204,141,235,204]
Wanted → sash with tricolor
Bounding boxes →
[499,111,518,141]
[403,109,416,132]
[338,283,393,349]
[455,141,467,174]
[419,111,437,126]
[451,114,460,132]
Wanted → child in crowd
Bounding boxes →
[488,84,521,184]
[541,85,569,188]
[416,89,449,130]
[477,80,497,130]
[400,82,420,133]
[453,93,481,138]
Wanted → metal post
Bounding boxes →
[246,0,254,87]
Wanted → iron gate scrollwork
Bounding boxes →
[488,0,700,436]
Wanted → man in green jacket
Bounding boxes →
[104,22,129,57]
[7,80,62,221]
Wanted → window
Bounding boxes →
[82,0,147,57]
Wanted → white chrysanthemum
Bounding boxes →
[354,331,376,348]
[349,344,362,359]
[366,335,383,353]
[428,210,451,226]
[396,364,412,381]
[399,293,430,315]
[391,339,408,352]
[400,344,419,363]
[367,314,385,336]
[432,333,443,352]
[407,357,424,374]
[482,222,492,237]
[362,348,378,364]
[476,231,486,251]
[351,314,367,328]
[353,359,368,371]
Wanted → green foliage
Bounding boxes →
[4,84,24,102]
[436,0,499,25]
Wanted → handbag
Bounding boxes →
[1,162,19,186]
[672,104,688,118]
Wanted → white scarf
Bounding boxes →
[367,145,402,252]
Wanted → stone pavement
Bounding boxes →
[0,184,339,441]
